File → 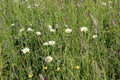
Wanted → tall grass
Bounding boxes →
[0,0,120,80]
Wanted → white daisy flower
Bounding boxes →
[11,23,15,26]
[45,56,53,63]
[43,41,56,46]
[21,47,30,54]
[19,28,25,32]
[48,41,56,45]
[30,24,32,26]
[27,28,34,32]
[48,25,52,29]
[34,4,39,7]
[36,31,41,36]
[92,35,97,39]
[101,2,107,6]
[80,27,88,32]
[50,28,56,32]
[65,28,72,33]
[43,42,49,45]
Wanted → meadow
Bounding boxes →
[0,0,120,80]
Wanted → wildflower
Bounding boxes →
[48,25,52,29]
[36,31,41,36]
[43,42,49,45]
[11,23,15,26]
[104,41,106,43]
[34,4,39,7]
[21,47,30,54]
[27,28,34,32]
[50,28,56,32]
[92,35,97,38]
[65,28,72,33]
[64,17,68,21]
[80,27,88,32]
[43,66,48,70]
[28,72,33,78]
[101,2,107,6]
[45,56,53,63]
[43,41,55,46]
[74,65,80,70]
[55,24,59,28]
[48,25,56,32]
[45,77,49,80]
[30,24,32,26]
[48,41,56,45]
[19,28,25,32]
[56,67,60,71]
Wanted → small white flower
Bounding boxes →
[11,23,15,26]
[50,28,56,32]
[45,56,53,63]
[30,24,32,26]
[48,41,56,45]
[101,2,107,6]
[36,31,41,36]
[43,42,49,45]
[65,28,72,33]
[92,35,97,39]
[80,27,88,32]
[19,28,25,32]
[43,41,56,46]
[34,4,39,7]
[21,47,30,54]
[27,28,34,32]
[48,25,52,29]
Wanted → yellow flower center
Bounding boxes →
[24,50,28,53]
[43,66,48,70]
[56,67,60,71]
[47,57,51,62]
[75,66,80,70]
[28,73,33,78]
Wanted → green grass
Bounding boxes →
[0,0,120,80]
